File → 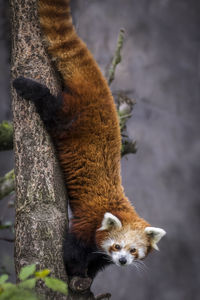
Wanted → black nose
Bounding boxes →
[119,257,127,265]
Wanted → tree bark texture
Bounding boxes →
[10,0,68,299]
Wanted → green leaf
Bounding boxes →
[18,278,36,289]
[0,222,12,230]
[0,283,15,290]
[35,269,50,279]
[44,277,68,295]
[0,275,8,285]
[19,264,36,281]
[0,285,17,299]
[0,287,38,300]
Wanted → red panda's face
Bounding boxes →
[97,212,166,267]
[100,228,150,266]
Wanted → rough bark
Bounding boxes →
[10,0,113,299]
[10,0,68,299]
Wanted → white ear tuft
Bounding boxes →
[97,212,122,231]
[145,227,166,251]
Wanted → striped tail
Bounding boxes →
[38,0,107,93]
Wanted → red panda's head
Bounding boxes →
[96,212,166,267]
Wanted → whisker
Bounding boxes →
[92,250,107,255]
[105,258,113,263]
[92,251,113,263]
[130,263,141,273]
[135,260,148,272]
[138,260,148,272]
[129,260,148,276]
[133,260,148,272]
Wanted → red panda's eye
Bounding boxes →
[130,248,136,254]
[114,244,121,250]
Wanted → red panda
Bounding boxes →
[13,0,166,279]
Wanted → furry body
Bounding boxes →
[13,0,166,279]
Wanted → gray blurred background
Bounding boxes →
[0,0,200,299]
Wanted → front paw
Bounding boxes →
[13,76,50,102]
[68,276,92,292]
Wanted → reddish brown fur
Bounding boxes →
[39,0,150,245]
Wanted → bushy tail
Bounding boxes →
[38,0,104,90]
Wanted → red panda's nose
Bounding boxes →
[119,257,127,265]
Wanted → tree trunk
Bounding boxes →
[10,0,68,299]
[10,0,112,299]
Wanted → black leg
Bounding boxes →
[63,233,112,279]
[87,253,112,278]
[63,233,88,278]
[13,76,51,102]
[13,76,62,128]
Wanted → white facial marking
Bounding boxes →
[121,241,125,248]
[101,238,114,254]
[111,249,133,266]
[138,248,145,259]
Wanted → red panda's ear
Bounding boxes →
[97,212,122,231]
[144,227,166,250]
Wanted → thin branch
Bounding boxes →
[115,92,137,156]
[0,221,13,229]
[0,169,15,200]
[0,236,14,243]
[0,121,13,151]
[121,137,137,157]
[116,92,135,127]
[107,31,137,156]
[108,29,125,85]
